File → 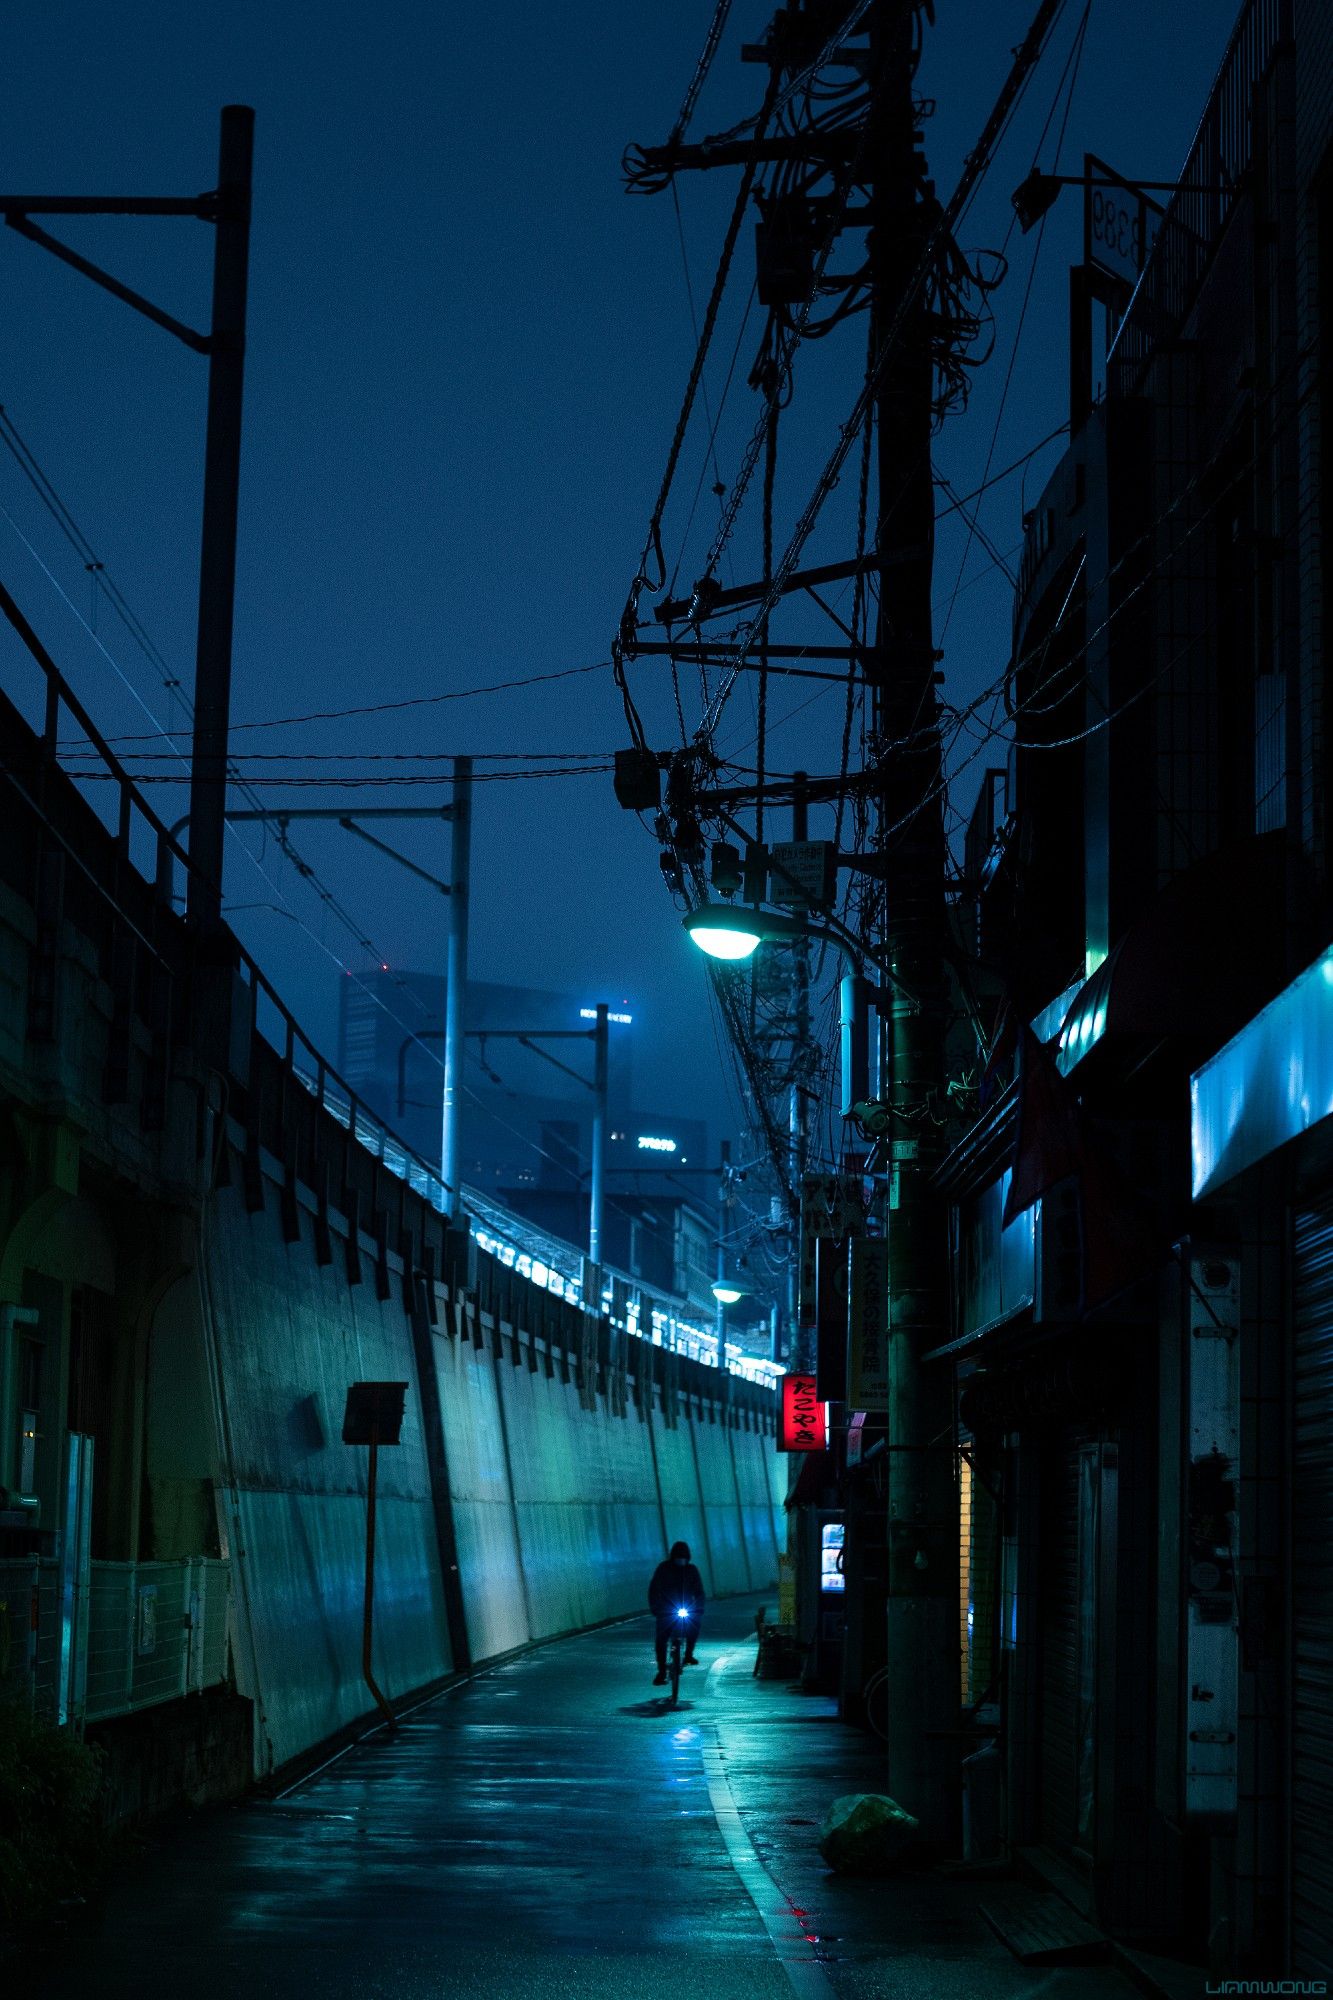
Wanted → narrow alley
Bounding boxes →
[27,1598,1151,2000]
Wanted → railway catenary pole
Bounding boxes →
[866,3,958,1845]
[441,755,473,1222]
[187,106,255,927]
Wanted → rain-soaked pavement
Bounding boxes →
[25,1594,1158,2000]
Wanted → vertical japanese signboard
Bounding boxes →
[814,1233,850,1402]
[779,1373,827,1453]
[798,1174,865,1344]
[847,1237,890,1408]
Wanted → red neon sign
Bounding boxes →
[779,1373,827,1453]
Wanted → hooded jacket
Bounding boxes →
[649,1541,705,1620]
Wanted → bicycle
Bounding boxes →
[666,1605,692,1706]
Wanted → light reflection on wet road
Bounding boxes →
[31,1597,794,1999]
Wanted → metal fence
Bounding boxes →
[0,1556,230,1727]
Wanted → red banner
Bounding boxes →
[779,1373,827,1453]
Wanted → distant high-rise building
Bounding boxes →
[337,965,706,1205]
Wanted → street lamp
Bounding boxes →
[684,902,882,1119]
[711,1279,746,1306]
[685,903,803,961]
[686,913,765,961]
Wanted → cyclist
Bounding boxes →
[649,1540,705,1685]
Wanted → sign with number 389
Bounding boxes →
[1084,152,1162,290]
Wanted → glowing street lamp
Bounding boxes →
[685,902,890,1117]
[711,1279,746,1306]
[684,903,803,961]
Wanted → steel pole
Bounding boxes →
[186,106,254,926]
[361,1431,395,1729]
[441,756,472,1220]
[588,1002,609,1266]
[789,773,811,1367]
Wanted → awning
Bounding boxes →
[1052,832,1287,1078]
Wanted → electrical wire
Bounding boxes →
[694,0,1072,746]
[55,766,614,787]
[936,0,1091,643]
[0,407,477,1075]
[95,661,609,744]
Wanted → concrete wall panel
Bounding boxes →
[433,1333,528,1663]
[650,1421,711,1588]
[691,1414,751,1596]
[200,1190,452,1772]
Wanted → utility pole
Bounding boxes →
[624,0,1066,1852]
[867,4,958,1843]
[441,755,472,1221]
[186,106,255,927]
[789,771,811,1368]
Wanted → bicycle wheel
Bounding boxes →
[669,1636,683,1706]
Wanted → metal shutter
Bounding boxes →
[1292,1205,1333,1975]
[1038,1429,1084,1849]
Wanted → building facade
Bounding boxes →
[938,0,1333,1976]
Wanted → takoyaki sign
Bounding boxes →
[779,1373,827,1453]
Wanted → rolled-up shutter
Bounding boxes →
[1292,1204,1333,1975]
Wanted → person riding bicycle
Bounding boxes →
[649,1540,705,1685]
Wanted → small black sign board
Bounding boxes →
[341,1381,408,1446]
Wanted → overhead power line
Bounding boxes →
[694,0,1072,745]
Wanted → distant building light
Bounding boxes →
[637,1135,677,1153]
[580,1008,633,1024]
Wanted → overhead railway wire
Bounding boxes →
[0,453,725,1311]
[56,767,614,788]
[91,660,609,744]
[0,406,477,1074]
[0,423,778,1301]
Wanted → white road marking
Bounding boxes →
[701,1649,837,2000]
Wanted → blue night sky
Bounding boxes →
[0,1,1237,1162]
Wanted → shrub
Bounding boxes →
[0,1697,107,1924]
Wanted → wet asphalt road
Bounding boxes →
[30,1597,794,2000]
[27,1595,1150,2000]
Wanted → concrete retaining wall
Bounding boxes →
[0,659,784,1797]
[188,1170,783,1777]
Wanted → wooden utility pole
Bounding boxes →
[867,3,959,1845]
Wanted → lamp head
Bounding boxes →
[684,905,764,962]
[1011,166,1062,234]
